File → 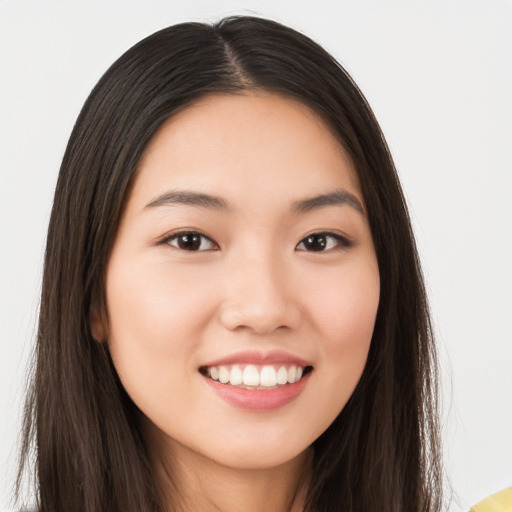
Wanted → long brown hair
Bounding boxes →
[15,16,442,512]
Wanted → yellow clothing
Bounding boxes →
[470,488,512,512]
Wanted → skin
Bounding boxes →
[99,92,380,512]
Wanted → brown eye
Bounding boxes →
[296,232,352,252]
[166,232,217,251]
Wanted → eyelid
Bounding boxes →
[159,230,219,251]
[295,231,354,252]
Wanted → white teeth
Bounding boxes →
[218,366,230,384]
[260,366,277,387]
[243,365,260,386]
[229,365,243,386]
[207,364,307,388]
[276,366,288,385]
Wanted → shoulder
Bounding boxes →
[470,487,512,512]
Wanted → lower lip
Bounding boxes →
[203,372,311,412]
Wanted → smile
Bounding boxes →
[199,351,314,411]
[201,364,312,389]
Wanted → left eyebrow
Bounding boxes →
[291,189,365,215]
[144,188,364,215]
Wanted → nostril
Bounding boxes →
[219,302,300,335]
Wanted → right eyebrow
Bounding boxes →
[144,190,230,211]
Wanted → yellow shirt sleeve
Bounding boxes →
[470,488,512,512]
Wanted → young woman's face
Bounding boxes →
[103,93,380,470]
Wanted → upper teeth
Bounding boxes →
[208,364,305,388]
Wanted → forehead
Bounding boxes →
[130,92,362,212]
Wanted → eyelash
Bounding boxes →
[160,230,353,253]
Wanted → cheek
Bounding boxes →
[305,261,379,384]
[104,260,216,416]
[106,260,216,354]
[104,259,221,412]
[311,262,379,341]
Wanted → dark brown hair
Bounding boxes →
[16,16,442,512]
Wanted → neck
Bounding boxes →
[148,431,312,512]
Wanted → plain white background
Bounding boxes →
[0,1,510,510]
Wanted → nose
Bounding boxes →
[219,252,301,335]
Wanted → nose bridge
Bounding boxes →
[220,244,300,334]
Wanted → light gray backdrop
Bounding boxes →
[1,1,511,510]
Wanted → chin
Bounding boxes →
[206,444,311,472]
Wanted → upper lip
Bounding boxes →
[201,350,312,368]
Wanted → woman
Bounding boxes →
[15,16,442,512]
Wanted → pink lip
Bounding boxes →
[202,350,312,368]
[202,371,311,412]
